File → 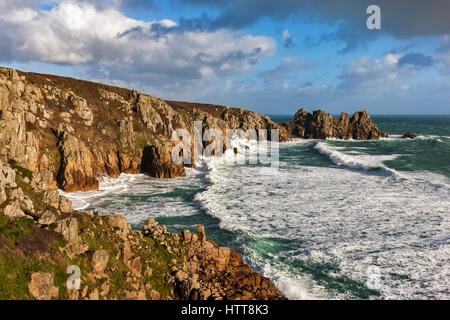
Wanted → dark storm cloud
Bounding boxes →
[398,52,435,69]
[177,0,450,49]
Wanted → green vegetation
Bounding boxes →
[134,135,152,151]
[75,216,177,299]
[8,160,33,181]
[0,214,8,228]
[0,216,32,245]
[0,252,67,300]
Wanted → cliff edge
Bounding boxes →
[0,67,288,193]
[0,67,285,300]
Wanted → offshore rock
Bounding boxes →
[284,108,387,140]
[402,132,417,139]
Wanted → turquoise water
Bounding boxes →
[64,115,450,299]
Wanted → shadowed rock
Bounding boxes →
[402,132,417,139]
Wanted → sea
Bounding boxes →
[62,115,450,300]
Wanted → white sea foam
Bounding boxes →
[61,168,206,223]
[195,142,450,299]
[61,135,450,300]
[314,142,400,176]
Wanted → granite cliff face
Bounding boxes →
[0,67,288,193]
[0,67,287,300]
[283,108,387,140]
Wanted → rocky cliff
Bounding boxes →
[283,108,387,140]
[0,161,281,300]
[0,67,286,300]
[0,67,288,193]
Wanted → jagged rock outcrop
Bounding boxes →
[144,219,283,300]
[0,67,288,192]
[140,145,185,178]
[0,66,287,300]
[1,160,284,300]
[0,161,16,204]
[283,108,387,140]
[56,129,99,192]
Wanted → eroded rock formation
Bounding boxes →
[0,155,283,299]
[283,108,387,140]
[0,67,287,300]
[0,67,288,192]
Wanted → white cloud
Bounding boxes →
[282,29,296,48]
[0,1,276,87]
[437,35,450,73]
[258,56,311,83]
[337,53,415,94]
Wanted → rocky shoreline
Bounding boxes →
[0,67,386,300]
[1,160,282,300]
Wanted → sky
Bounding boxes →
[0,0,449,115]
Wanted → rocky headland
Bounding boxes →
[0,67,386,300]
[282,108,387,140]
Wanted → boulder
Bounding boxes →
[105,215,128,230]
[88,288,99,300]
[43,190,60,209]
[402,132,417,139]
[181,229,192,242]
[150,289,160,300]
[130,257,141,277]
[125,290,146,300]
[58,196,73,213]
[28,272,59,300]
[92,250,109,275]
[9,188,34,213]
[197,224,206,243]
[55,217,79,243]
[38,208,58,225]
[3,201,26,220]
[175,270,188,282]
[122,241,132,264]
[143,218,159,236]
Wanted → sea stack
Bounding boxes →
[282,108,388,140]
